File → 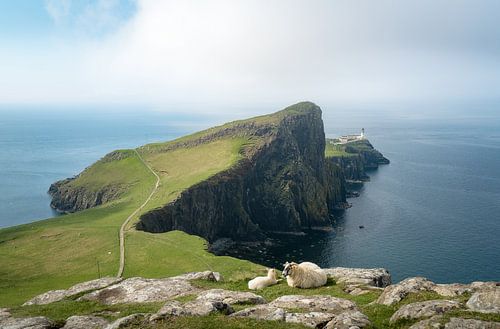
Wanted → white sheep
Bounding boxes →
[248,268,278,290]
[282,261,327,289]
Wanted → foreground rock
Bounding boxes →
[445,317,500,329]
[24,277,122,306]
[390,300,461,323]
[79,277,200,305]
[324,267,391,288]
[105,314,147,329]
[150,300,233,320]
[324,311,371,329]
[270,295,358,313]
[62,315,109,329]
[466,288,500,314]
[230,305,286,321]
[377,277,436,305]
[196,289,266,305]
[0,308,11,320]
[0,316,54,329]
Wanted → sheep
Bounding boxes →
[248,268,278,290]
[282,261,327,289]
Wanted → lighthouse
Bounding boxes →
[361,128,365,139]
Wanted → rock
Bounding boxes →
[376,277,435,305]
[431,283,472,297]
[408,316,444,329]
[444,317,500,329]
[150,299,233,321]
[466,288,500,314]
[62,315,109,329]
[105,314,146,329]
[170,271,222,282]
[0,316,55,329]
[230,305,286,321]
[324,311,371,329]
[323,267,391,288]
[270,295,358,313]
[196,289,266,305]
[80,277,199,305]
[470,282,500,291]
[24,277,122,306]
[0,308,11,320]
[285,312,335,328]
[390,300,461,323]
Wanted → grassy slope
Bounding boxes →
[324,139,358,158]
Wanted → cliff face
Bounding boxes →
[326,140,389,181]
[137,103,346,242]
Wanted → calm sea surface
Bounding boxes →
[0,105,499,283]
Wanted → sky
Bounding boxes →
[1,0,500,113]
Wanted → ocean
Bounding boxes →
[1,105,499,283]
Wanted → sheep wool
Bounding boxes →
[283,261,327,289]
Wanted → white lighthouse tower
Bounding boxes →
[360,128,365,139]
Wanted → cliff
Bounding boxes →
[325,139,389,181]
[137,102,346,241]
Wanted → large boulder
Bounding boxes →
[270,295,358,313]
[79,277,199,305]
[24,277,122,306]
[430,283,472,297]
[444,317,500,329]
[0,316,55,329]
[390,300,461,323]
[195,289,266,305]
[285,312,336,328]
[466,288,500,314]
[376,277,435,305]
[230,305,286,321]
[0,308,10,321]
[323,267,391,288]
[62,315,109,329]
[170,271,222,282]
[324,311,371,329]
[105,314,146,329]
[150,299,233,321]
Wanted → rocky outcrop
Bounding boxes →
[377,276,500,306]
[390,300,461,323]
[410,316,500,329]
[324,267,391,288]
[0,316,55,329]
[24,277,122,306]
[137,103,347,242]
[61,315,109,329]
[269,295,358,313]
[466,288,500,314]
[196,289,266,305]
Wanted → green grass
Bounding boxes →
[0,137,262,307]
[324,140,358,158]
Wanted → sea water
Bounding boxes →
[0,105,499,283]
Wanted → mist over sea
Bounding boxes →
[1,104,499,283]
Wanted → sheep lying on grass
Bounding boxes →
[282,261,327,289]
[248,268,278,290]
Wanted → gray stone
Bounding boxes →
[62,315,109,329]
[24,277,122,306]
[377,277,436,305]
[105,314,146,329]
[150,299,233,321]
[444,317,500,329]
[170,271,222,282]
[409,316,444,329]
[466,288,500,314]
[324,267,391,288]
[270,295,358,313]
[0,316,54,329]
[285,312,335,328]
[390,300,461,323]
[80,277,199,305]
[0,308,11,320]
[196,289,266,305]
[470,282,500,292]
[230,305,286,321]
[324,311,372,329]
[431,283,472,297]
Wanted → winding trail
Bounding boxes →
[117,149,160,278]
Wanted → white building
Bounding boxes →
[335,128,365,144]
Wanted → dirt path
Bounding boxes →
[117,149,160,278]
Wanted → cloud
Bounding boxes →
[3,0,500,110]
[44,0,71,25]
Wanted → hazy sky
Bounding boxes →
[1,0,500,112]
